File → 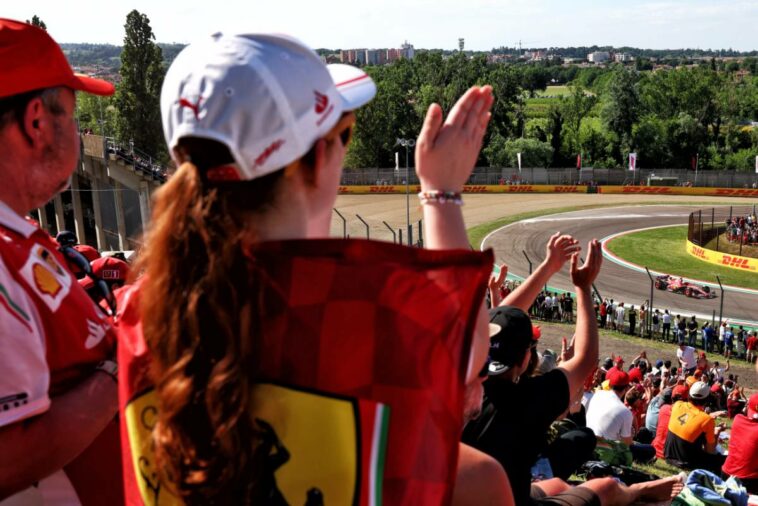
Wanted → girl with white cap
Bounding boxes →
[116,32,497,505]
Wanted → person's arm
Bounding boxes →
[0,372,118,499]
[416,86,494,382]
[454,443,514,506]
[557,240,603,395]
[500,233,580,311]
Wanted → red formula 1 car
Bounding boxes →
[654,275,716,299]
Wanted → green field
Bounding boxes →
[536,85,570,97]
[606,225,758,289]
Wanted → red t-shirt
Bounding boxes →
[746,336,757,351]
[117,239,492,505]
[723,415,758,479]
[653,403,673,459]
[0,202,122,504]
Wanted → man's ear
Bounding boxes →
[21,96,47,145]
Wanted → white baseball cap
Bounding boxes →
[161,32,376,181]
[689,381,710,400]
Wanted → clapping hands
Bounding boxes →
[415,86,494,192]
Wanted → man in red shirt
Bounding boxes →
[723,393,758,493]
[0,19,122,503]
[746,331,757,364]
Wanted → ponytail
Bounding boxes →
[138,146,284,503]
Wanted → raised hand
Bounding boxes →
[544,232,581,274]
[415,86,494,192]
[489,263,508,289]
[570,239,602,290]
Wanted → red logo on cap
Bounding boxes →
[254,139,285,168]
[314,91,329,114]
[179,97,203,120]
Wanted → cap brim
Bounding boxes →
[69,74,115,96]
[328,64,376,111]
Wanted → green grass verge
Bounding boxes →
[605,225,758,289]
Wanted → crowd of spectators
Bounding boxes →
[104,139,168,180]
[726,213,758,246]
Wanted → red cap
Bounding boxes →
[73,244,100,263]
[748,393,758,420]
[79,256,130,290]
[710,382,722,393]
[614,355,624,365]
[609,371,630,387]
[628,367,643,384]
[673,384,689,401]
[0,19,115,98]
[532,326,542,340]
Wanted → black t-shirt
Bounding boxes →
[461,369,570,506]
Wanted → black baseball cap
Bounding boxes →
[488,306,537,375]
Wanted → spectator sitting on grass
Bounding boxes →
[664,381,727,474]
[586,371,656,463]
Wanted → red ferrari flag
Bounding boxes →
[117,239,492,506]
[576,153,582,170]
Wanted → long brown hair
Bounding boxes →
[138,137,285,503]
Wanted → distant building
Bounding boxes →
[588,51,610,64]
[614,52,633,63]
[387,48,402,62]
[355,49,367,65]
[401,41,415,60]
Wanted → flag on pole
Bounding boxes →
[755,155,758,174]
[576,154,582,170]
[517,152,522,172]
[691,156,698,171]
[395,152,399,172]
[628,152,637,171]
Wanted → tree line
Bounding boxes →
[55,12,758,171]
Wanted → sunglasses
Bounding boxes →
[327,112,356,147]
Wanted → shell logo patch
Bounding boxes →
[33,263,62,297]
[20,245,72,312]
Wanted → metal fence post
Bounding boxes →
[645,267,655,338]
[382,221,397,243]
[398,229,403,245]
[716,276,724,330]
[522,250,533,275]
[417,219,423,248]
[333,208,347,239]
[698,210,703,245]
[356,214,370,240]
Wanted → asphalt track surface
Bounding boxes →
[482,205,758,326]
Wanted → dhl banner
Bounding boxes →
[686,240,758,273]
[337,185,584,194]
[598,186,758,198]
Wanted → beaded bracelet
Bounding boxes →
[418,190,464,206]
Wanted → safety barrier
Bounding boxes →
[338,185,758,196]
[686,240,758,273]
[337,184,584,194]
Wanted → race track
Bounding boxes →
[482,205,758,326]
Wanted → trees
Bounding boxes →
[483,136,552,168]
[115,10,166,160]
[601,68,640,158]
[26,15,46,30]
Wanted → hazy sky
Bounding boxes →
[5,0,757,51]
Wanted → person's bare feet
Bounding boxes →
[632,473,686,502]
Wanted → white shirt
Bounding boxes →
[662,313,671,324]
[677,346,697,370]
[586,390,633,441]
[616,306,625,322]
